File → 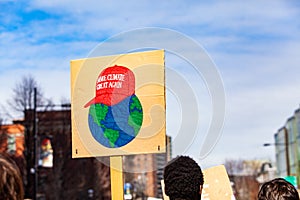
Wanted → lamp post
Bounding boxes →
[263,129,290,176]
[33,88,39,200]
[31,88,71,200]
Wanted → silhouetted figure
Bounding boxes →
[164,156,204,200]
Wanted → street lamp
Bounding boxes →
[263,141,290,176]
[32,88,71,200]
[263,143,286,147]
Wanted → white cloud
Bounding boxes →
[1,0,300,163]
[23,0,298,41]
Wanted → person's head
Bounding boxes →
[258,178,299,200]
[163,156,204,200]
[0,155,24,200]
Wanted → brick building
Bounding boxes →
[0,123,26,181]
[23,108,111,200]
[0,123,24,156]
[123,136,172,199]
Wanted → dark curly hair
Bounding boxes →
[163,156,204,200]
[0,154,24,200]
[258,178,299,200]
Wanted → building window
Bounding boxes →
[7,135,16,155]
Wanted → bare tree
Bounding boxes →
[8,74,44,113]
[6,74,54,198]
[225,158,244,175]
[0,104,14,124]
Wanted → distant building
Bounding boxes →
[273,107,300,187]
[229,175,260,200]
[123,135,172,199]
[0,123,24,157]
[23,108,111,200]
[286,116,299,177]
[226,159,270,200]
[274,127,289,177]
[0,123,25,181]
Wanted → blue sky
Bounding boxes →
[1,0,300,167]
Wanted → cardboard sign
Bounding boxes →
[201,165,234,200]
[71,50,166,158]
[162,165,234,200]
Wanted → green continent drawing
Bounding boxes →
[89,104,108,127]
[88,94,143,148]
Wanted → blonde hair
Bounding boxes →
[0,155,24,200]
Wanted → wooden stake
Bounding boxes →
[110,156,124,200]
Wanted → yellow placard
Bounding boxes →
[71,50,165,158]
[201,165,233,200]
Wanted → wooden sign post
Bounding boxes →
[70,50,166,199]
[110,156,123,200]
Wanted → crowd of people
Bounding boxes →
[164,155,300,200]
[0,152,299,199]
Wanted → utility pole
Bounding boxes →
[284,127,290,176]
[33,87,38,200]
